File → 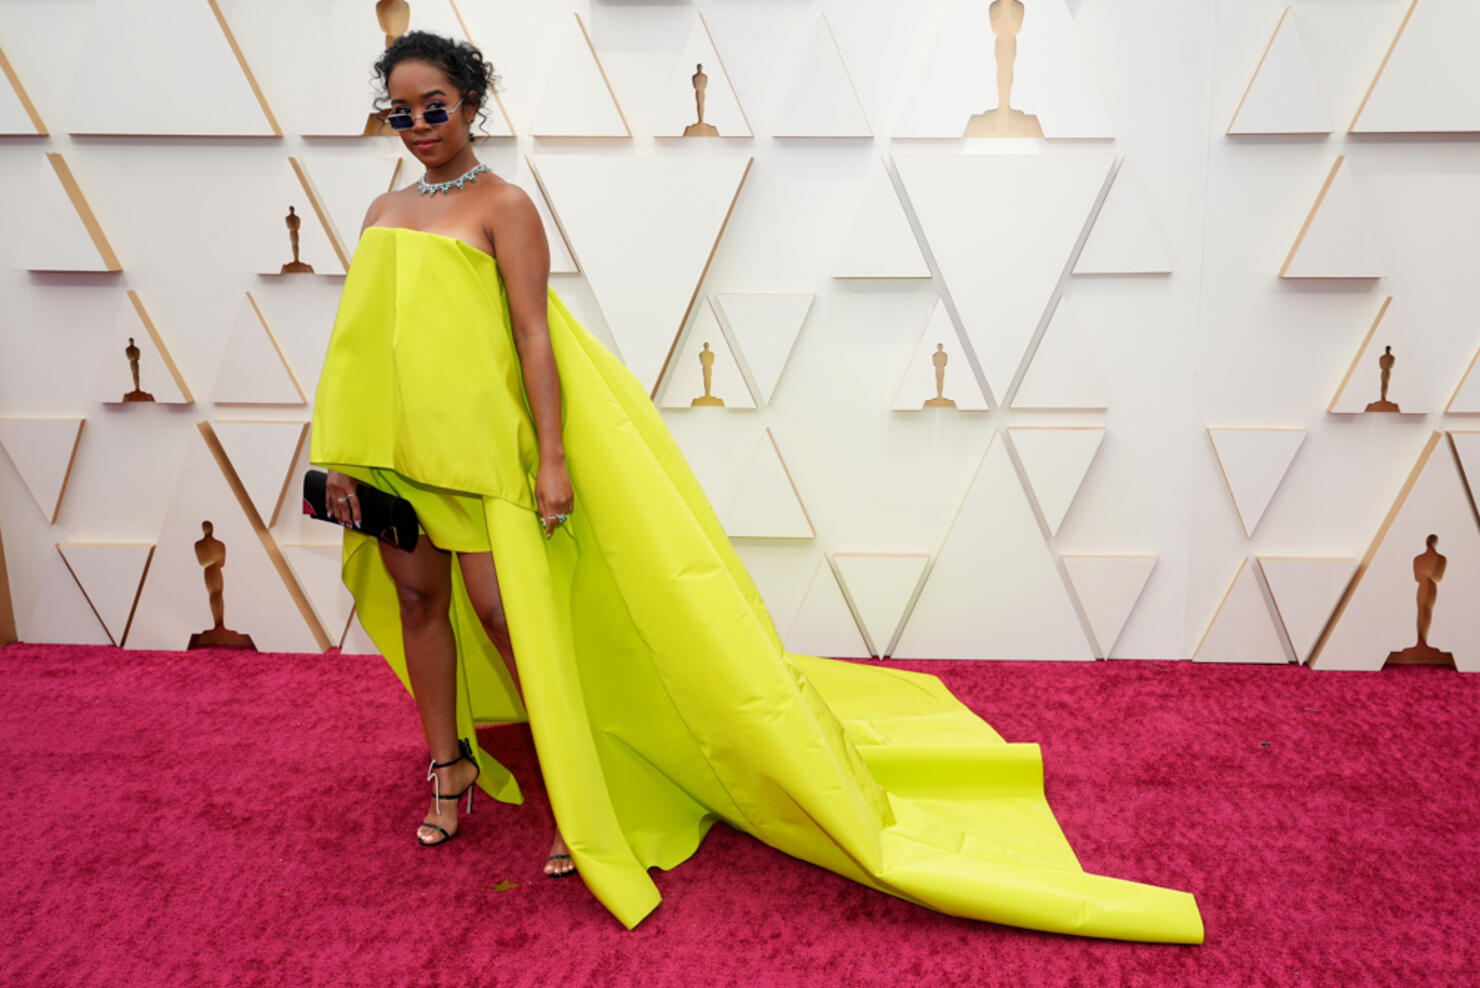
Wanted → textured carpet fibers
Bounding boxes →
[1,643,1476,987]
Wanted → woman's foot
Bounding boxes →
[544,830,576,877]
[417,746,480,846]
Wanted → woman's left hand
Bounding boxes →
[536,457,574,537]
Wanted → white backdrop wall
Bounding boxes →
[2,0,1477,668]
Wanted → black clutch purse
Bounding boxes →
[302,469,419,552]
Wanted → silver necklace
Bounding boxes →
[418,161,489,197]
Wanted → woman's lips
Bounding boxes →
[413,140,438,151]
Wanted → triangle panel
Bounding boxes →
[1228,7,1332,135]
[1207,427,1307,537]
[282,543,355,651]
[97,292,192,405]
[832,162,930,279]
[1008,427,1106,537]
[56,542,154,645]
[532,154,751,395]
[1256,556,1357,663]
[712,293,814,405]
[893,430,1095,661]
[654,15,751,138]
[212,420,310,528]
[1329,297,1433,415]
[784,557,871,659]
[658,300,755,410]
[1073,158,1172,275]
[213,293,306,405]
[1352,0,1480,134]
[530,14,629,138]
[1281,156,1383,279]
[831,552,930,658]
[890,298,988,411]
[723,429,814,540]
[772,15,871,138]
[514,156,578,275]
[1194,557,1288,663]
[0,417,85,524]
[14,154,120,272]
[1061,554,1157,658]
[894,151,1116,399]
[1012,296,1106,410]
[296,154,401,263]
[0,42,47,134]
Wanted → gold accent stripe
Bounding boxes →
[197,422,332,651]
[1349,0,1418,133]
[126,290,194,403]
[0,42,47,134]
[46,153,122,270]
[289,156,348,272]
[1327,295,1390,413]
[245,291,308,403]
[206,0,282,136]
[1308,430,1440,667]
[1280,155,1344,279]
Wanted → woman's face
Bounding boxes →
[385,60,475,165]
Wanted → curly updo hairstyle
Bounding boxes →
[371,31,500,140]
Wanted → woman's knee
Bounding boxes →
[476,602,511,651]
[395,583,449,630]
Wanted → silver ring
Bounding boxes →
[337,496,349,504]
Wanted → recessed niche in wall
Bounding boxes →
[712,293,815,406]
[1193,556,1288,664]
[1073,157,1172,275]
[892,429,1095,661]
[894,150,1116,400]
[97,292,193,406]
[0,417,85,525]
[655,15,751,139]
[251,162,343,277]
[657,299,756,410]
[55,542,155,647]
[1207,427,1307,538]
[1311,432,1480,672]
[831,552,931,658]
[531,154,752,396]
[1008,426,1106,538]
[771,15,871,138]
[722,429,814,540]
[1060,554,1157,659]
[1281,156,1384,280]
[128,423,327,653]
[832,162,930,280]
[1227,6,1331,136]
[892,297,989,412]
[1329,297,1432,415]
[894,0,1112,139]
[529,13,629,138]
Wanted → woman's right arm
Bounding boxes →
[324,196,391,528]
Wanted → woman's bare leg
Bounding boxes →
[379,537,477,843]
[457,550,573,875]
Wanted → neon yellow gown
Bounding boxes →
[309,225,1204,943]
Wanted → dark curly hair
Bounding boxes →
[371,30,500,140]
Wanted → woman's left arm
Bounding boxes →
[489,183,572,535]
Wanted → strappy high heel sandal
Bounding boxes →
[417,737,480,847]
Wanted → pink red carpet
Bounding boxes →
[1,643,1476,986]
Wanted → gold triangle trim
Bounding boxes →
[228,291,308,405]
[1328,295,1391,413]
[46,153,121,270]
[197,422,330,650]
[1281,156,1347,279]
[1193,556,1252,659]
[1228,7,1292,134]
[0,41,47,133]
[1308,430,1441,667]
[126,290,194,403]
[54,542,155,646]
[1349,0,1419,133]
[447,0,519,137]
[289,156,348,272]
[207,0,282,136]
[522,153,580,274]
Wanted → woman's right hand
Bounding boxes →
[325,469,361,528]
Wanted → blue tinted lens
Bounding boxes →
[386,111,413,130]
[423,107,450,124]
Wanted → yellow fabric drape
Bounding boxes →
[310,226,1203,943]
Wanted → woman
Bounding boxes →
[311,31,1204,941]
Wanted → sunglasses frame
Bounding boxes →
[384,97,466,131]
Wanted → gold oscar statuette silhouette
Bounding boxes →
[122,336,154,402]
[280,206,314,274]
[924,343,957,408]
[1385,533,1455,668]
[691,341,725,406]
[188,521,256,650]
[363,0,412,135]
[964,0,1044,138]
[683,63,720,137]
[1365,345,1400,413]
